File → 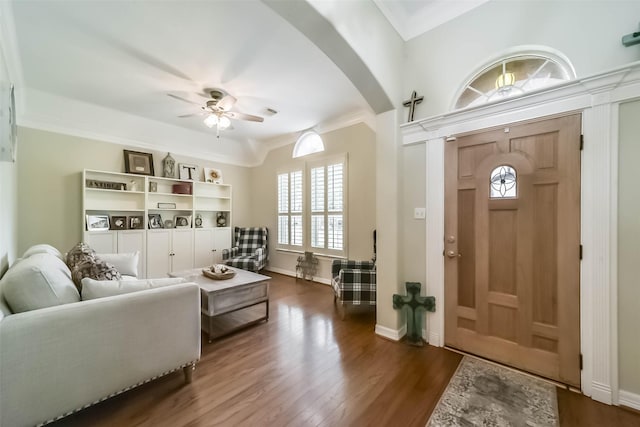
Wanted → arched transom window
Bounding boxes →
[455,52,574,110]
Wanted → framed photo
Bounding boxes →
[174,215,191,229]
[148,213,164,229]
[123,150,155,176]
[0,82,16,163]
[203,167,223,184]
[149,182,157,192]
[86,215,109,231]
[128,215,144,230]
[111,216,127,230]
[179,163,199,180]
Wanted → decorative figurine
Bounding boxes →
[216,212,226,227]
[162,152,176,178]
[194,214,203,228]
[403,90,424,122]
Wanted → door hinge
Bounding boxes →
[580,134,584,151]
[580,353,583,370]
[580,244,583,260]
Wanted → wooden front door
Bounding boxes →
[444,114,581,387]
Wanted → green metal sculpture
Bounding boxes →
[393,282,436,346]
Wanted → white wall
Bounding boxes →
[251,122,376,281]
[618,99,640,397]
[16,127,252,254]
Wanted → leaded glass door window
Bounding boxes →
[490,165,517,198]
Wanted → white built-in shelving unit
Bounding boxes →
[82,169,232,278]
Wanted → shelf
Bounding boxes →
[149,176,194,184]
[86,188,145,195]
[148,192,193,197]
[148,208,191,212]
[195,195,230,200]
[85,208,146,212]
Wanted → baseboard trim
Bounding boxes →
[375,324,407,341]
[264,266,331,285]
[591,381,613,405]
[619,390,640,411]
[428,331,442,347]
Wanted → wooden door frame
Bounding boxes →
[400,61,640,406]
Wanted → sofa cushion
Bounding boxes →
[98,252,139,278]
[22,244,65,262]
[1,253,80,313]
[81,277,187,300]
[71,257,121,290]
[66,242,96,270]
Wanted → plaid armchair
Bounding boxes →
[331,230,376,318]
[222,227,268,272]
[331,260,377,305]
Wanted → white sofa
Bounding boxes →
[0,245,201,427]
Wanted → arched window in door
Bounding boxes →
[490,165,517,198]
[454,50,575,110]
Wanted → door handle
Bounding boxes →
[446,250,461,258]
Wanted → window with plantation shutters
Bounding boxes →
[276,154,347,256]
[310,159,345,256]
[277,170,303,248]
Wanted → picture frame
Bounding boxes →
[0,82,17,163]
[179,163,199,180]
[203,167,223,184]
[111,216,127,230]
[86,215,110,231]
[148,213,164,229]
[128,215,144,230]
[123,150,155,176]
[149,182,158,192]
[174,215,191,229]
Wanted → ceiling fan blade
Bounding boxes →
[177,113,204,118]
[217,95,237,111]
[226,111,264,122]
[167,93,202,106]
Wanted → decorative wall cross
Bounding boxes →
[403,90,424,122]
[393,282,436,346]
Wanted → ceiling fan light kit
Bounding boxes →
[173,88,265,137]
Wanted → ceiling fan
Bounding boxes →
[170,89,264,138]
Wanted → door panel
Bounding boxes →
[445,114,581,387]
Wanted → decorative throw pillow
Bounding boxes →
[98,252,139,278]
[71,257,121,290]
[2,253,80,313]
[66,242,96,271]
[81,277,186,300]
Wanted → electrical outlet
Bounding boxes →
[414,208,426,220]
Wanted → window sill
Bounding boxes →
[276,248,347,260]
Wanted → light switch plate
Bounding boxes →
[414,208,426,219]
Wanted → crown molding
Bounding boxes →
[18,88,262,167]
[0,1,24,89]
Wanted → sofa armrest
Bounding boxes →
[0,283,201,427]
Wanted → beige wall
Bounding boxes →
[16,127,252,254]
[618,99,640,395]
[401,143,426,285]
[251,123,376,281]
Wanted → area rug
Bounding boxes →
[427,356,558,427]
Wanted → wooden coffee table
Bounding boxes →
[169,266,270,342]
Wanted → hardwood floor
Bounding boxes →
[50,273,640,427]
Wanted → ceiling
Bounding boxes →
[373,0,490,41]
[6,0,488,164]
